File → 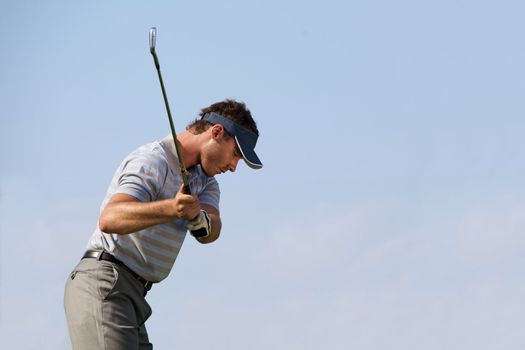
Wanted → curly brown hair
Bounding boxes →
[187,99,259,136]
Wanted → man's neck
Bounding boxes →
[177,130,201,169]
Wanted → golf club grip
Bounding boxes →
[183,184,192,195]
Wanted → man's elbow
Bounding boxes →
[98,215,111,233]
[98,211,118,233]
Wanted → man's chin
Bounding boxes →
[201,166,215,177]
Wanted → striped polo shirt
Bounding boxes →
[87,135,220,282]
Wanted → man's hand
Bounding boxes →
[172,185,201,220]
[187,210,212,238]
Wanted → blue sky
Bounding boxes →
[1,1,524,349]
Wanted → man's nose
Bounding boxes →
[229,158,240,172]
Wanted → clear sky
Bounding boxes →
[1,0,524,349]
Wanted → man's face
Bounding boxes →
[200,125,242,177]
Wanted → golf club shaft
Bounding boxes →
[149,31,191,194]
[155,65,191,193]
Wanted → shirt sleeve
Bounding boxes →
[114,152,168,202]
[197,177,221,210]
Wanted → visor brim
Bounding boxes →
[235,136,263,169]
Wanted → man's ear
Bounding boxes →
[210,124,225,140]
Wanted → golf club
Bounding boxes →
[149,27,191,193]
[149,27,208,238]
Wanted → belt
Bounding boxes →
[82,250,153,294]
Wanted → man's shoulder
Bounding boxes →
[121,140,170,172]
[128,139,168,159]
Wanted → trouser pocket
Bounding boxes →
[97,261,119,300]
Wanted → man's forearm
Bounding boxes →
[195,208,222,244]
[98,198,178,234]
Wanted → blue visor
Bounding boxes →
[202,112,262,169]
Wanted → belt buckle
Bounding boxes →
[95,250,104,261]
[144,281,153,291]
[142,280,153,297]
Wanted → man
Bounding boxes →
[64,99,262,350]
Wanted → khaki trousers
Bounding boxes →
[64,258,153,350]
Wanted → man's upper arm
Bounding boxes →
[106,193,142,206]
[197,177,220,209]
[115,152,168,202]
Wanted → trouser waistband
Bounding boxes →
[82,250,153,295]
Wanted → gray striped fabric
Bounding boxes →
[87,135,220,282]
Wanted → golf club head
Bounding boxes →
[149,27,157,53]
